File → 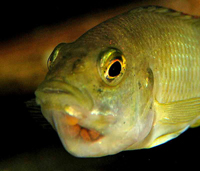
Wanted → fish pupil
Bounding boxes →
[108,61,121,77]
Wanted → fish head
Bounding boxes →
[35,28,154,157]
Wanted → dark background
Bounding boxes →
[0,0,135,42]
[0,1,199,170]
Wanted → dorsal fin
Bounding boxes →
[130,6,200,26]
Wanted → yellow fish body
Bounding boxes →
[35,6,200,157]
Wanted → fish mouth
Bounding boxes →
[36,80,103,142]
[35,79,94,114]
[65,122,103,142]
[40,88,73,95]
[54,113,104,143]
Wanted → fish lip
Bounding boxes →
[35,80,76,95]
[35,80,103,142]
[35,79,94,110]
[40,87,73,95]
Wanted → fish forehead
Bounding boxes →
[58,8,192,63]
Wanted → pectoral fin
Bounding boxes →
[154,97,200,126]
[148,126,189,148]
[146,97,200,148]
[190,117,200,128]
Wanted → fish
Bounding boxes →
[34,6,200,157]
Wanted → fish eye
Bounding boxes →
[98,48,126,86]
[47,43,66,70]
[108,60,122,77]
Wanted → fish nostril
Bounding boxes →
[72,58,85,73]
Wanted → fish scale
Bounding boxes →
[150,16,200,103]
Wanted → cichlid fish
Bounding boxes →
[35,6,200,157]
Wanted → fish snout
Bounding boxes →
[35,79,93,111]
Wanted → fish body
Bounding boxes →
[35,6,200,157]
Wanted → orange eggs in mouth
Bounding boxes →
[64,114,103,142]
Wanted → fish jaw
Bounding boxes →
[50,110,107,157]
[35,75,154,157]
[37,103,155,157]
[34,85,126,157]
[48,109,137,157]
[35,92,145,157]
[35,98,129,157]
